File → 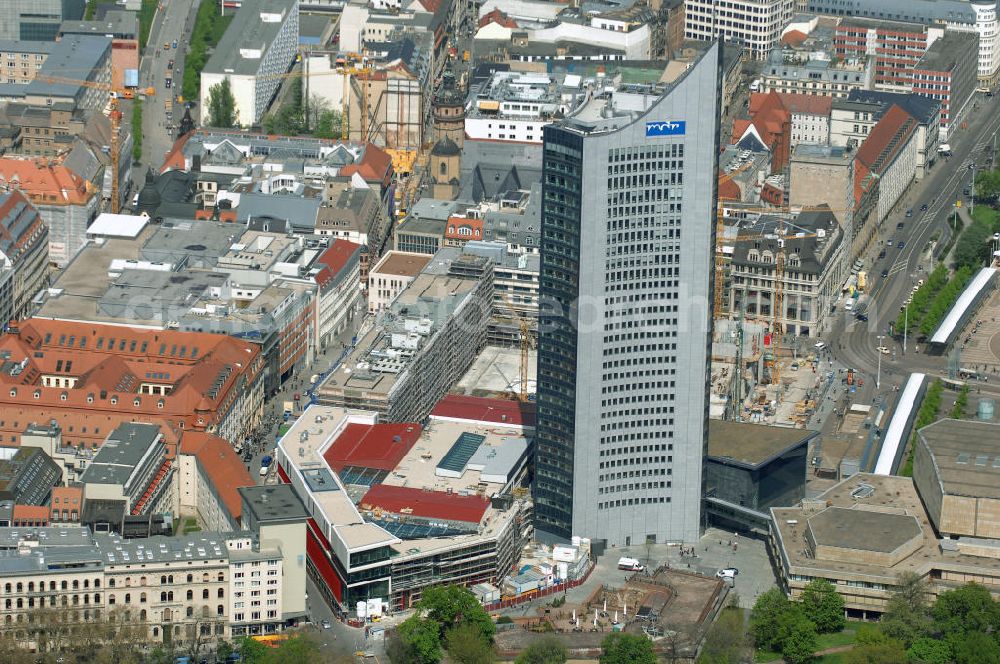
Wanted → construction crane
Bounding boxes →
[713,160,759,319]
[35,74,129,214]
[500,293,534,402]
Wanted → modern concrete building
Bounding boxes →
[79,423,172,518]
[367,250,433,313]
[0,448,62,506]
[845,90,941,180]
[833,18,944,92]
[683,0,794,59]
[788,143,855,252]
[912,31,980,138]
[809,0,1000,89]
[199,0,300,127]
[0,0,85,41]
[533,43,720,545]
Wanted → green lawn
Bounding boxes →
[278,423,291,437]
[755,622,865,662]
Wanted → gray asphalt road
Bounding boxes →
[136,0,198,183]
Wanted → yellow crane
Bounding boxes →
[35,74,129,214]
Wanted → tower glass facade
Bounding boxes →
[534,43,721,546]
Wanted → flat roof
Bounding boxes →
[238,484,309,524]
[930,267,997,344]
[918,419,1000,499]
[322,422,422,472]
[0,526,94,548]
[371,251,433,278]
[79,423,162,485]
[359,484,490,524]
[807,506,922,553]
[431,394,536,429]
[203,0,298,77]
[25,35,110,100]
[87,213,149,239]
[708,421,816,468]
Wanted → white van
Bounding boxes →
[814,342,827,352]
[258,465,269,478]
[617,557,645,572]
[844,300,854,311]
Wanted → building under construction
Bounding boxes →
[316,248,493,422]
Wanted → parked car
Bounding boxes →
[716,568,739,579]
[881,269,889,278]
[878,249,887,259]
[920,203,929,211]
[897,222,905,229]
[322,620,332,629]
[877,346,890,354]
[856,313,869,322]
[167,59,174,70]
[906,209,913,217]
[898,241,906,249]
[172,40,178,49]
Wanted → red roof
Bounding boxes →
[781,30,808,46]
[777,92,832,116]
[359,484,490,524]
[479,8,518,29]
[180,432,254,521]
[340,144,393,187]
[718,176,741,201]
[314,239,361,288]
[856,105,916,174]
[430,394,536,428]
[323,422,422,472]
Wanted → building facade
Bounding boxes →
[833,18,943,92]
[0,190,49,325]
[199,0,299,127]
[911,31,979,138]
[533,44,720,545]
[0,0,85,41]
[683,0,794,60]
[761,49,874,99]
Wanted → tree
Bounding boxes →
[697,608,749,664]
[907,637,952,664]
[208,78,237,128]
[418,585,495,643]
[237,635,270,664]
[396,616,442,664]
[599,633,657,664]
[266,635,323,664]
[800,578,845,633]
[778,612,817,664]
[843,640,907,664]
[314,109,342,139]
[515,636,567,664]
[932,582,1000,640]
[976,169,1000,202]
[749,588,792,651]
[447,623,495,664]
[878,572,932,647]
[216,640,235,662]
[953,631,1000,664]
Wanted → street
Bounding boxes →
[826,90,1000,410]
[136,0,199,185]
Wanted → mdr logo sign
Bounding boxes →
[645,120,686,137]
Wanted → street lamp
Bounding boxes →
[876,335,884,389]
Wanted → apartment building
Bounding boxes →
[0,190,48,325]
[730,208,847,338]
[367,250,433,313]
[855,104,919,243]
[841,90,941,179]
[0,41,54,84]
[0,528,288,646]
[199,0,299,127]
[684,0,795,59]
[761,48,874,98]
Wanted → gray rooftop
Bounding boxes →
[239,485,310,524]
[0,526,94,548]
[0,41,56,54]
[916,31,978,72]
[0,545,103,575]
[79,423,163,486]
[141,220,246,267]
[917,419,1000,500]
[96,531,236,565]
[99,270,230,324]
[806,0,980,25]
[203,0,297,77]
[237,191,321,231]
[708,421,817,468]
[25,35,111,100]
[806,506,923,553]
[59,10,139,39]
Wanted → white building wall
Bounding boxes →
[947,2,1000,88]
[790,112,830,145]
[874,132,919,225]
[465,117,549,143]
[684,0,795,59]
[339,1,369,52]
[529,22,651,59]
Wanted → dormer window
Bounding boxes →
[33,390,40,399]
[60,392,67,401]
[9,389,15,397]
[133,398,141,407]
[110,396,118,405]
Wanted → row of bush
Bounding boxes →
[900,379,943,477]
[181,0,233,102]
[893,264,948,333]
[138,0,157,51]
[131,100,142,163]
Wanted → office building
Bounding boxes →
[760,48,874,99]
[833,18,944,91]
[0,41,55,84]
[79,424,172,518]
[0,448,62,506]
[684,0,795,59]
[808,0,1000,89]
[533,44,720,545]
[912,31,980,138]
[0,0,85,41]
[199,0,300,127]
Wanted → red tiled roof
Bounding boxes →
[13,505,50,522]
[161,133,192,173]
[718,176,741,201]
[359,484,490,524]
[323,422,422,472]
[180,432,254,521]
[444,216,483,241]
[781,30,807,46]
[856,105,916,173]
[0,158,95,206]
[777,92,832,116]
[314,239,361,288]
[430,394,536,428]
[340,144,393,186]
[479,8,518,29]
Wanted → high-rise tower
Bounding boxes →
[533,43,721,546]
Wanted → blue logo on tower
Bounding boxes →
[645,120,686,137]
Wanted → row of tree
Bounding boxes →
[893,263,948,334]
[387,585,661,664]
[750,579,845,664]
[900,378,943,477]
[182,0,233,102]
[262,77,342,139]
